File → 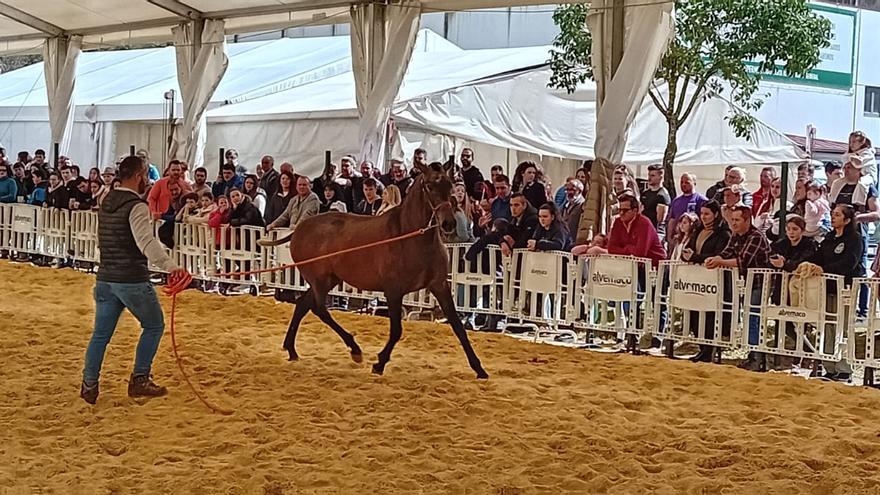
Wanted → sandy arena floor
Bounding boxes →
[2,261,880,494]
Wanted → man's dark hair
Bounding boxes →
[730,204,753,219]
[220,163,236,173]
[617,191,640,209]
[510,192,527,202]
[194,167,208,176]
[117,156,146,181]
[363,177,377,188]
[12,162,23,170]
[647,164,663,172]
[200,191,214,201]
[824,161,843,174]
[414,148,426,155]
[493,173,510,185]
[181,192,199,203]
[31,168,47,181]
[490,164,503,172]
[34,149,45,157]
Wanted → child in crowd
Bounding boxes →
[803,182,831,238]
[570,233,607,256]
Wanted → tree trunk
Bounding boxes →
[662,120,679,197]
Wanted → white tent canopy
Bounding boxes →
[392,67,805,167]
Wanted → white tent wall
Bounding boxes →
[113,121,175,168]
[0,119,108,167]
[205,118,361,179]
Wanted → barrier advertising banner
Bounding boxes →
[670,264,722,311]
[12,206,36,234]
[520,251,560,294]
[588,256,634,301]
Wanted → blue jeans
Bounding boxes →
[82,281,165,384]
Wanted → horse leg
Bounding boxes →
[283,290,313,361]
[430,281,489,379]
[311,292,363,363]
[373,293,404,375]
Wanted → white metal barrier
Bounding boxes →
[448,243,507,316]
[505,249,576,336]
[6,204,40,254]
[36,207,70,259]
[745,269,847,362]
[571,255,654,342]
[0,203,11,250]
[70,210,99,262]
[654,262,741,352]
[212,225,263,287]
[848,278,880,381]
[260,229,309,292]
[174,222,213,279]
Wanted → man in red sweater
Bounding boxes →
[147,160,192,219]
[607,192,667,265]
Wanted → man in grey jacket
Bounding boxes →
[267,175,320,231]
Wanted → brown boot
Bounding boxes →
[128,375,168,398]
[80,381,99,404]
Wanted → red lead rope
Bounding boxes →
[161,224,437,414]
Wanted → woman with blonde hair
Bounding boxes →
[376,184,401,216]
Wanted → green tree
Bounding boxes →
[549,0,831,195]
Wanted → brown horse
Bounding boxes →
[264,161,488,379]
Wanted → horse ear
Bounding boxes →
[442,157,455,178]
[414,161,431,177]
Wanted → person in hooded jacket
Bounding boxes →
[228,188,264,228]
[528,202,570,252]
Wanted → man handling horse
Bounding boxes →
[80,156,192,405]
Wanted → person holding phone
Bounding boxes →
[769,215,817,273]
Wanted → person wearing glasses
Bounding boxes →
[606,191,666,266]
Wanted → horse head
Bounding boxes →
[413,160,457,236]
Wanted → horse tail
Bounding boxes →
[258,231,295,247]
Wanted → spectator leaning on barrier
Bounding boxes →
[528,203,570,252]
[80,155,191,405]
[228,188,265,228]
[607,191,667,266]
[812,204,863,284]
[669,212,698,261]
[500,193,538,256]
[705,205,770,371]
[682,200,731,264]
[266,175,320,231]
[320,182,348,214]
[0,163,17,203]
[12,162,29,199]
[243,174,267,216]
[769,215,818,272]
[45,172,69,209]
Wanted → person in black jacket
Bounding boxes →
[769,215,818,273]
[45,172,70,210]
[528,202,570,252]
[811,204,863,284]
[682,200,731,264]
[681,200,731,362]
[811,204,863,380]
[228,188,265,228]
[264,170,295,225]
[500,193,538,255]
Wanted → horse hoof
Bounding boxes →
[351,352,363,364]
[371,363,384,375]
[288,353,299,362]
[476,370,489,380]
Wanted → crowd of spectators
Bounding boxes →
[2,130,877,376]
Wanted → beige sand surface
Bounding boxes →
[2,260,880,494]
